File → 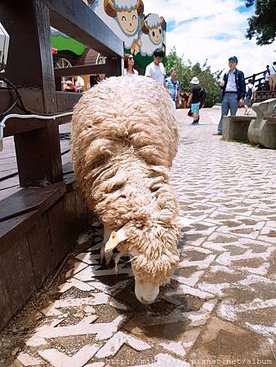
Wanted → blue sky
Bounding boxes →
[144,0,276,77]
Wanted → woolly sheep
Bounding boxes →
[71,76,181,304]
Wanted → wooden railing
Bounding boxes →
[245,70,266,90]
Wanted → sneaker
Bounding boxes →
[191,121,199,125]
[213,132,222,136]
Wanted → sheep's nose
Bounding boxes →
[140,297,154,305]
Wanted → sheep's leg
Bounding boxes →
[100,224,113,266]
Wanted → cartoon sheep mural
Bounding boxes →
[91,0,144,52]
[140,13,166,56]
[71,76,181,304]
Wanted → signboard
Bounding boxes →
[87,0,166,70]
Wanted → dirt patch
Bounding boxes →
[189,317,275,363]
[224,245,247,255]
[184,250,210,261]
[233,258,265,268]
[267,230,276,237]
[109,344,159,366]
[176,266,201,277]
[141,320,189,340]
[231,228,255,235]
[212,235,236,243]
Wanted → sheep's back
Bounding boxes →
[72,76,178,167]
[71,76,179,210]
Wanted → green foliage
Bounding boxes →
[245,0,276,45]
[164,47,222,107]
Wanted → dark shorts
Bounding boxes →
[244,98,253,107]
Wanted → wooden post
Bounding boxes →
[1,0,63,186]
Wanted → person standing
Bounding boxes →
[64,79,77,92]
[269,61,276,91]
[187,77,202,125]
[263,65,270,91]
[75,75,85,92]
[123,54,139,76]
[244,79,256,115]
[166,70,180,108]
[145,48,166,86]
[216,56,246,135]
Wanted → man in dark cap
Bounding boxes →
[216,56,246,135]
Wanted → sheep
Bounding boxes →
[71,76,181,304]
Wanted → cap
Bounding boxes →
[229,56,238,63]
[190,76,200,85]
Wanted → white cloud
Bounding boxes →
[144,0,276,77]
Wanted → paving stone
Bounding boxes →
[187,317,275,364]
[58,277,95,293]
[95,331,151,358]
[38,344,99,367]
[217,298,276,338]
[65,261,88,279]
[88,279,132,296]
[17,353,42,366]
[127,353,191,367]
[74,263,132,281]
[75,252,101,265]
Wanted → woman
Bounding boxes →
[123,54,138,76]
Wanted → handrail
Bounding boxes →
[245,70,266,90]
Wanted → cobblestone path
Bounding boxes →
[1,109,276,367]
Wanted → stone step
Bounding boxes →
[255,90,276,102]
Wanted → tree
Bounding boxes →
[245,0,276,45]
[165,47,222,107]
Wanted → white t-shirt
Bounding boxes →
[145,62,166,86]
[246,83,256,99]
[123,68,139,76]
[270,64,276,75]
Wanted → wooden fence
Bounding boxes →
[0,0,123,331]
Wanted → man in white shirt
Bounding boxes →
[145,48,166,87]
[216,56,246,135]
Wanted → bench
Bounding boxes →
[248,98,276,149]
[222,115,254,142]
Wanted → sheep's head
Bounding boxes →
[105,222,180,304]
[104,0,144,36]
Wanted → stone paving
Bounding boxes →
[1,108,276,367]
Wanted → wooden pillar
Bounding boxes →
[0,0,63,186]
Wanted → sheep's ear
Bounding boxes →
[104,228,128,253]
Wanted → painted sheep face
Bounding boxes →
[117,10,139,36]
[149,26,163,45]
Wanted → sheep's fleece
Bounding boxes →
[71,75,181,289]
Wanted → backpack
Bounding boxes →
[199,88,207,108]
[246,86,253,99]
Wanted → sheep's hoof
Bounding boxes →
[100,246,113,266]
